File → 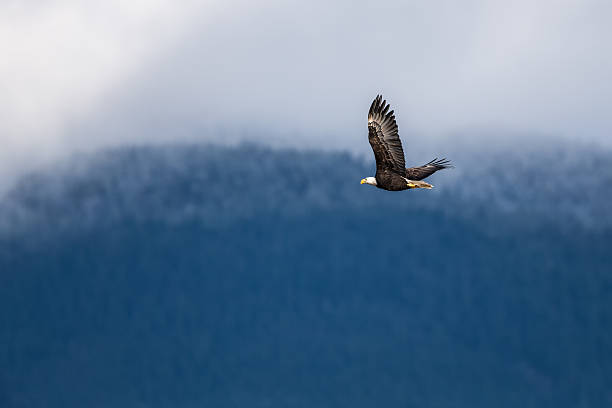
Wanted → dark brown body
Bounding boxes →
[375,169,409,191]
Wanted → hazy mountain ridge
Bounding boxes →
[1,143,611,240]
[1,143,611,407]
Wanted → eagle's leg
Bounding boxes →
[404,178,433,189]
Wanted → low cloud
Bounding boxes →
[1,0,611,189]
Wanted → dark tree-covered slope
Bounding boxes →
[1,144,611,408]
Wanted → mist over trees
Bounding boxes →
[1,144,611,407]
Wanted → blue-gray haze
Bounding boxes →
[1,142,611,407]
[2,2,612,406]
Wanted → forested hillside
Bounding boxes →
[1,144,611,407]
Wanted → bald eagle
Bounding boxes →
[361,95,452,191]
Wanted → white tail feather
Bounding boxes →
[405,179,433,189]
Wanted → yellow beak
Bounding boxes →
[360,179,367,184]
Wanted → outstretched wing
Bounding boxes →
[405,158,452,180]
[368,95,405,174]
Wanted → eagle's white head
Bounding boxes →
[360,177,377,186]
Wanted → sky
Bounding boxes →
[1,0,611,186]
